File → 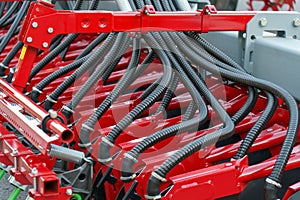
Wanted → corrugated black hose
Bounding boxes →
[78,37,140,147]
[61,33,130,123]
[43,33,118,111]
[176,38,299,200]
[0,41,23,77]
[234,91,278,159]
[0,1,19,27]
[0,1,29,55]
[120,35,209,182]
[144,33,235,199]
[30,54,90,103]
[97,34,173,164]
[28,0,97,84]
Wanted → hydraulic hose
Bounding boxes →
[0,2,6,17]
[97,34,173,164]
[0,1,29,55]
[121,36,209,182]
[76,33,108,60]
[78,37,140,147]
[28,0,99,83]
[234,91,278,159]
[30,54,90,103]
[177,37,299,200]
[61,33,130,123]
[44,33,118,111]
[0,41,23,77]
[0,1,19,27]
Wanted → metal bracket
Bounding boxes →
[243,12,300,73]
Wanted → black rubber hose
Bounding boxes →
[0,41,23,77]
[120,35,209,182]
[234,92,278,159]
[176,37,299,200]
[44,33,117,111]
[0,1,19,27]
[61,33,130,123]
[30,55,90,103]
[0,1,29,55]
[175,32,259,124]
[28,0,98,83]
[97,34,173,164]
[155,73,179,114]
[0,2,6,17]
[0,14,17,28]
[76,33,108,60]
[50,35,65,51]
[78,37,140,147]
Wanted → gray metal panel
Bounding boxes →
[252,37,300,100]
[201,31,243,65]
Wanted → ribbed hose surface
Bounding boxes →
[62,33,130,121]
[79,38,141,146]
[30,55,90,103]
[98,34,173,163]
[179,38,299,197]
[234,92,278,159]
[44,33,118,111]
[0,2,19,27]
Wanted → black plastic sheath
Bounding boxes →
[62,33,130,121]
[234,91,278,159]
[30,55,90,103]
[98,33,173,163]
[43,33,118,111]
[177,38,299,200]
[78,37,140,146]
[0,2,19,27]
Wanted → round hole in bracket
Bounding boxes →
[81,18,90,28]
[250,35,256,40]
[78,173,86,182]
[99,18,107,28]
[293,35,297,39]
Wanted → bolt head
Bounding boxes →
[12,148,18,155]
[42,42,49,48]
[259,18,268,27]
[293,18,300,27]
[31,168,38,175]
[48,27,54,34]
[26,37,33,43]
[48,109,57,119]
[32,22,38,28]
[66,189,72,195]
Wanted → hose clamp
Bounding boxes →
[0,63,8,69]
[98,157,112,163]
[78,142,92,148]
[124,153,138,163]
[32,87,43,94]
[120,173,137,181]
[82,124,94,132]
[46,95,57,104]
[266,178,282,188]
[102,137,114,147]
[62,105,75,114]
[151,172,167,182]
[144,194,162,200]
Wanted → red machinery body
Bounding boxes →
[0,1,299,200]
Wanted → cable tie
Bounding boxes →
[62,105,74,113]
[266,178,282,188]
[102,137,114,147]
[124,153,138,163]
[151,172,167,182]
[32,87,43,94]
[82,124,94,132]
[46,95,57,104]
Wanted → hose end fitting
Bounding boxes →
[78,124,93,148]
[98,137,114,164]
[146,172,165,200]
[264,178,281,200]
[120,153,138,182]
